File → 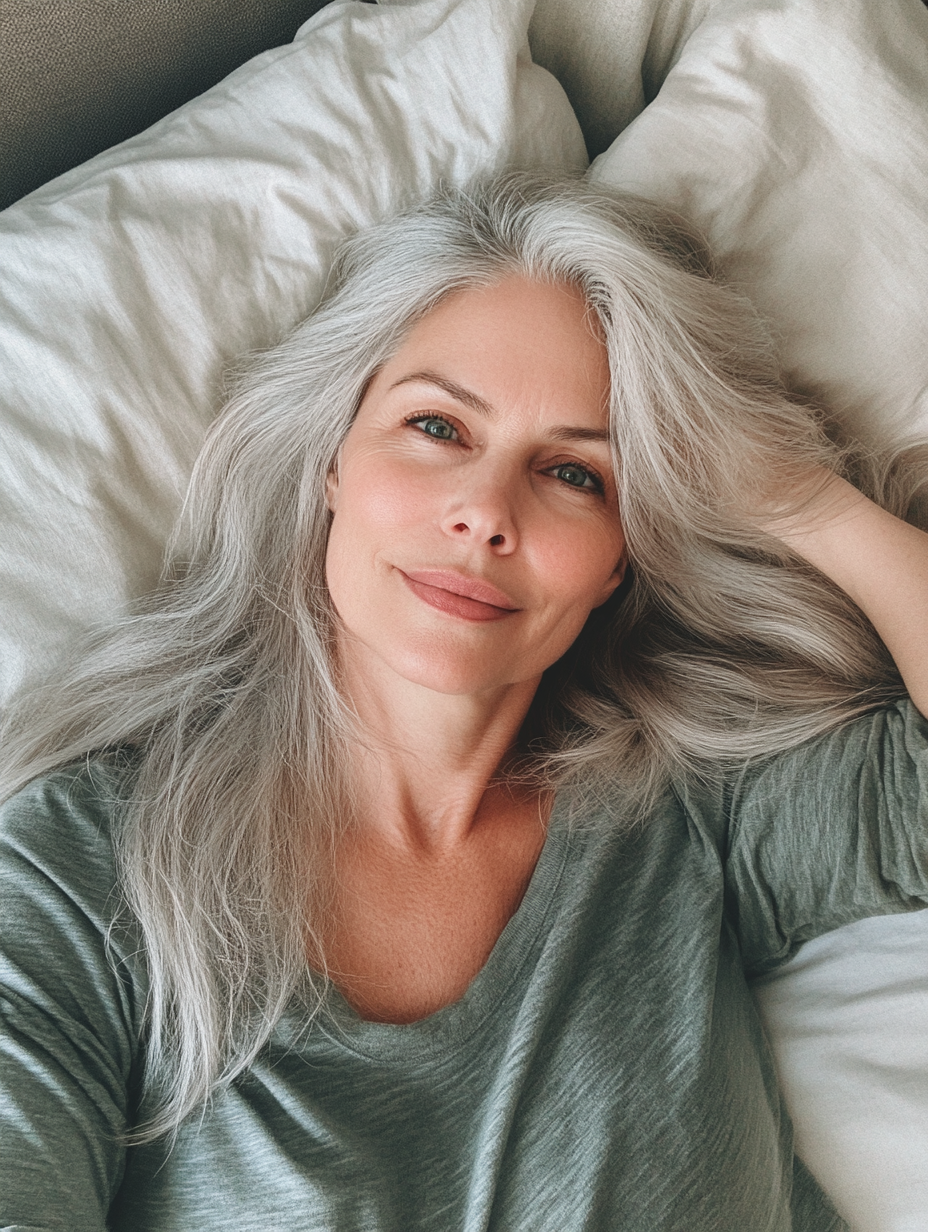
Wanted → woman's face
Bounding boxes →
[325,275,626,698]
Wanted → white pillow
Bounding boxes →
[0,0,586,704]
[590,0,928,450]
[753,910,928,1232]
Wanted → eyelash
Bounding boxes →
[405,413,459,441]
[404,413,606,494]
[550,462,605,494]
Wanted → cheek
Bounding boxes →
[324,459,438,613]
[522,525,624,675]
[334,452,441,539]
[533,517,625,614]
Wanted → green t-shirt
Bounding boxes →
[3,699,928,1231]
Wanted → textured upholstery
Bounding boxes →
[1,0,332,209]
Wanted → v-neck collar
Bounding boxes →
[313,792,573,1062]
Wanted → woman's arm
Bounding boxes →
[765,471,928,717]
[0,766,136,1230]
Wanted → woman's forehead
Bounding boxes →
[375,275,611,427]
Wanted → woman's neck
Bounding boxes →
[337,636,542,852]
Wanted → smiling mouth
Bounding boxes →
[400,570,520,622]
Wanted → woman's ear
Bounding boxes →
[594,550,629,609]
[325,461,339,513]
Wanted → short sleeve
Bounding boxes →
[722,699,928,978]
[0,761,145,1232]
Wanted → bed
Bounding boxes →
[3,0,928,1226]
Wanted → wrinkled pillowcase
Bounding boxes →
[591,0,928,450]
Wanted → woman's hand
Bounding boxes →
[764,468,928,718]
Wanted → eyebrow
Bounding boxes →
[389,370,612,444]
[390,371,494,417]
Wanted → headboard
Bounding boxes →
[2,0,332,209]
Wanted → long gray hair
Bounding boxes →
[0,173,917,1139]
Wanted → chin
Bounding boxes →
[385,642,529,697]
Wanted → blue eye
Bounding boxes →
[411,415,457,441]
[552,463,599,490]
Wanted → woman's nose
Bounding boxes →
[439,473,518,552]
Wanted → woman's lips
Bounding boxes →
[400,570,520,622]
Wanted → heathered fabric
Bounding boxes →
[3,699,928,1231]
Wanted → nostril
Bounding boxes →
[453,522,468,533]
[490,534,504,547]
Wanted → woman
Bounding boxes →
[2,174,927,1231]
